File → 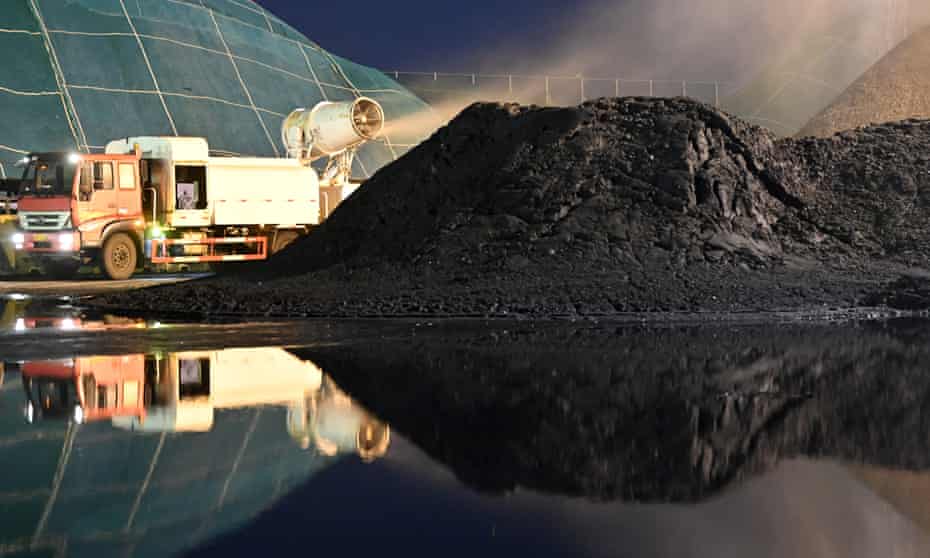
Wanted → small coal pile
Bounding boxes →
[798,26,930,138]
[782,119,930,263]
[97,97,930,318]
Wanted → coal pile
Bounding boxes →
[798,26,930,138]
[273,98,789,274]
[98,97,930,318]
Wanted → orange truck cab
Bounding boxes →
[13,150,144,279]
[22,355,146,425]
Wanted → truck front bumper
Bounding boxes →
[14,231,80,253]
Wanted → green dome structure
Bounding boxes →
[0,0,435,178]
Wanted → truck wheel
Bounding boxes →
[272,230,300,255]
[45,260,81,280]
[102,233,137,280]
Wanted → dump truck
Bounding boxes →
[11,98,384,279]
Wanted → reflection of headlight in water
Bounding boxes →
[14,318,25,332]
[357,422,391,462]
[60,318,76,331]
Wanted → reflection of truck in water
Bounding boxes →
[287,375,391,462]
[23,355,145,425]
[21,347,389,459]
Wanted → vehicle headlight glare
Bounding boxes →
[11,233,23,245]
[59,233,73,246]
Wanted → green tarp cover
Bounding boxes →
[0,0,436,179]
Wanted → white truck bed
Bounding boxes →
[207,157,320,227]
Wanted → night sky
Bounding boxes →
[252,0,923,85]
[252,0,588,73]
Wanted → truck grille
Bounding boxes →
[20,212,69,231]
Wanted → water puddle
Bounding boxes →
[1,316,929,556]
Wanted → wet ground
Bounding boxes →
[0,274,207,298]
[1,296,930,557]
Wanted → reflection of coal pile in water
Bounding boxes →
[798,27,930,138]
[0,346,388,557]
[297,321,930,502]
[98,97,930,317]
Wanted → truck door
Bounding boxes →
[116,161,141,219]
[76,160,117,242]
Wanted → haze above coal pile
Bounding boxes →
[484,0,928,84]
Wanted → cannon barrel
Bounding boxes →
[282,97,385,160]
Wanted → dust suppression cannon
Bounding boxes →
[282,97,384,190]
[282,97,385,160]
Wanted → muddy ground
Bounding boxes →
[95,97,930,319]
[295,320,930,502]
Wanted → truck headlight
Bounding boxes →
[11,233,23,245]
[59,233,73,249]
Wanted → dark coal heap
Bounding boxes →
[98,97,930,317]
[275,98,794,274]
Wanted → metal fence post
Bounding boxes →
[394,70,399,79]
[649,80,654,96]
[615,79,620,97]
[714,82,720,107]
[580,78,585,103]
[472,73,476,86]
[682,81,687,97]
[545,76,551,105]
[508,74,513,99]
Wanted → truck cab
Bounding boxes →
[22,355,147,425]
[14,150,144,279]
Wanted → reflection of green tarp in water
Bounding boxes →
[0,348,389,557]
[0,403,329,555]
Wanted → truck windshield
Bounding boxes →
[19,156,77,197]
